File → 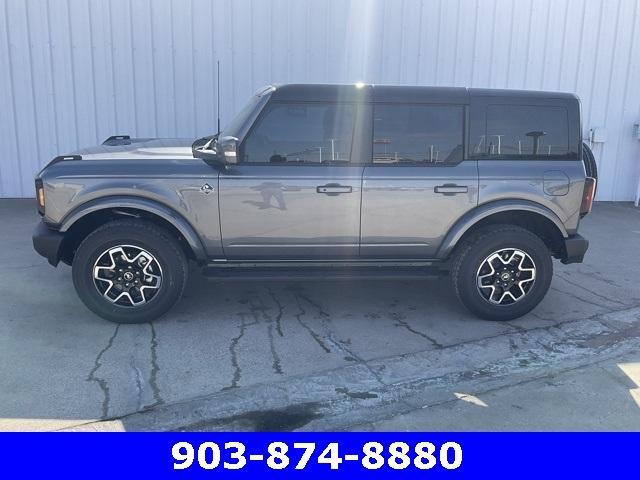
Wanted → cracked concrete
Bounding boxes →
[147,323,164,407]
[1,199,639,431]
[86,325,120,419]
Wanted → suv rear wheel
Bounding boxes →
[450,225,552,321]
[72,219,188,323]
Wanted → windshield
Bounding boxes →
[219,87,273,140]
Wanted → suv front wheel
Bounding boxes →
[450,225,553,321]
[72,219,188,323]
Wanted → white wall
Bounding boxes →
[1,0,639,200]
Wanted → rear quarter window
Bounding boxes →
[474,104,572,159]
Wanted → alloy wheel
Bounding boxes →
[92,245,162,307]
[476,248,536,305]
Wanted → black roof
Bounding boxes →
[268,83,578,104]
[269,83,373,102]
[469,87,579,101]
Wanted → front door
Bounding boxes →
[219,101,364,259]
[360,103,478,258]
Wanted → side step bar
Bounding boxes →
[201,264,448,280]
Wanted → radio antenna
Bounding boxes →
[216,60,221,135]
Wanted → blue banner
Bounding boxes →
[1,432,636,478]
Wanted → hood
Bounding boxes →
[68,137,195,160]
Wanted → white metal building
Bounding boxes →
[1,0,639,200]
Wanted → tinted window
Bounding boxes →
[242,103,355,164]
[373,105,464,164]
[479,105,570,157]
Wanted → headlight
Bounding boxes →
[35,179,45,215]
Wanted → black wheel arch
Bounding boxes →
[57,196,208,265]
[438,200,568,261]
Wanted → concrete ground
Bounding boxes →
[0,199,639,431]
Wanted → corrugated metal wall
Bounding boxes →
[1,0,639,200]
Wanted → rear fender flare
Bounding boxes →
[437,199,568,259]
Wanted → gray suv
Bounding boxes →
[33,84,596,324]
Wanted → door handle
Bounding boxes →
[434,184,468,195]
[317,184,353,195]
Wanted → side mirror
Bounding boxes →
[192,135,238,167]
[217,136,239,164]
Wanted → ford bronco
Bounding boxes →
[33,84,596,323]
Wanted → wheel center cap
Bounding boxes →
[500,272,512,282]
[123,271,134,282]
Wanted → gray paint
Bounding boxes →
[477,160,585,233]
[361,161,479,258]
[37,84,589,264]
[219,165,364,259]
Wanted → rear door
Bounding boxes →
[219,101,365,259]
[360,102,478,258]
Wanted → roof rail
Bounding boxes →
[103,135,131,146]
[49,155,82,166]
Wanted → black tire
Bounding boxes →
[72,219,188,323]
[450,225,552,321]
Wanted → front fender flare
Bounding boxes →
[59,196,208,262]
[436,199,568,260]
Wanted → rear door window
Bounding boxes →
[480,105,570,158]
[372,104,464,165]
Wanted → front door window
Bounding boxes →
[242,103,356,164]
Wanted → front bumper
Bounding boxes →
[561,234,589,264]
[33,221,64,266]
